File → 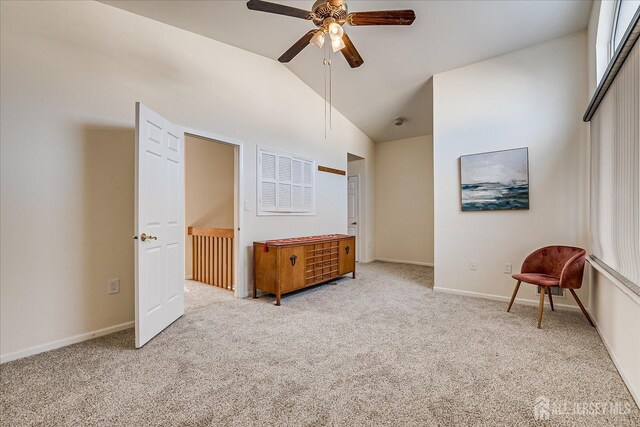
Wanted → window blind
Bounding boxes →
[590,39,640,286]
[257,147,315,215]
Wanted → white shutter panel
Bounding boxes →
[278,184,291,210]
[277,155,292,212]
[291,159,303,211]
[303,187,313,211]
[303,161,313,185]
[259,150,277,212]
[278,156,291,182]
[303,161,314,212]
[292,186,303,211]
[292,159,303,184]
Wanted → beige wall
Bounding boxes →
[0,1,375,360]
[433,32,590,309]
[185,136,235,278]
[375,135,434,265]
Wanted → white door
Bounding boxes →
[347,175,359,262]
[135,103,184,348]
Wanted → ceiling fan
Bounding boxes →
[246,0,416,68]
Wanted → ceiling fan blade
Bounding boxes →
[347,10,416,26]
[246,0,312,20]
[341,33,364,68]
[278,30,318,63]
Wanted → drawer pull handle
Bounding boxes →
[290,255,297,266]
[345,246,350,255]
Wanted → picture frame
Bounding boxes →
[459,147,529,211]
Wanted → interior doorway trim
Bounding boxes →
[183,127,244,299]
[347,174,361,262]
[347,153,367,262]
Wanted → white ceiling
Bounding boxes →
[101,0,592,142]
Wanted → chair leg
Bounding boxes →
[507,280,521,312]
[537,286,545,329]
[547,287,555,311]
[569,289,595,327]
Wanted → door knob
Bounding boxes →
[140,233,157,241]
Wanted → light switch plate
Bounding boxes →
[503,264,512,274]
[244,200,250,211]
[469,261,478,271]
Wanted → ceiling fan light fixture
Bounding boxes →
[327,22,344,40]
[310,30,325,48]
[331,36,346,52]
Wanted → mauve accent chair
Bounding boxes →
[507,246,594,329]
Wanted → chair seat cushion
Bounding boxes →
[512,273,560,287]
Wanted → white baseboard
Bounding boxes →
[433,286,581,312]
[375,258,434,267]
[0,321,134,364]
[590,314,640,407]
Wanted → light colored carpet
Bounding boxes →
[1,262,638,426]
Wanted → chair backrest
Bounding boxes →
[521,246,587,289]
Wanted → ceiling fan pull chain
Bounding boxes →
[324,42,330,139]
[323,49,327,139]
[329,50,332,130]
[323,61,326,138]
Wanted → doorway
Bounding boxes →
[185,135,236,293]
[347,153,364,262]
[134,103,244,348]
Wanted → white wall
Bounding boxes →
[433,32,590,309]
[585,1,640,405]
[0,1,375,360]
[185,135,235,278]
[588,268,640,404]
[375,135,434,265]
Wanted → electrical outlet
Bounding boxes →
[107,279,120,295]
[469,261,478,271]
[503,263,512,274]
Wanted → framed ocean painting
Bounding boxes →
[460,147,529,211]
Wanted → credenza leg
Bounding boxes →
[275,282,281,306]
[253,281,257,299]
[352,271,356,279]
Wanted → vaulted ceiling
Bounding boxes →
[101,0,592,142]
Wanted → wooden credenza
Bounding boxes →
[253,234,356,305]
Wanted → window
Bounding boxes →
[610,0,640,58]
[590,38,640,290]
[257,147,315,215]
